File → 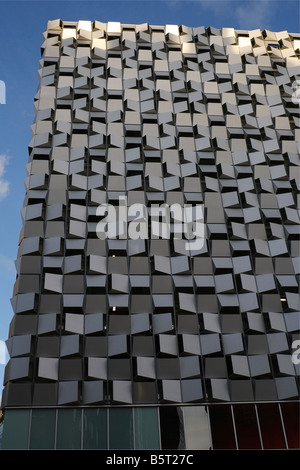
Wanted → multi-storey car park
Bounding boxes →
[1,19,300,450]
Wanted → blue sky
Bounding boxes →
[0,0,299,398]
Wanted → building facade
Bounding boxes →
[1,19,300,450]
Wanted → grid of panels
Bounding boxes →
[2,20,300,408]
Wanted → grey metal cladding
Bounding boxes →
[2,21,300,407]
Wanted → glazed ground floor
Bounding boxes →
[1,402,299,450]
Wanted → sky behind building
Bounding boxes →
[0,0,299,397]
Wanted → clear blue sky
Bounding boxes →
[0,0,299,397]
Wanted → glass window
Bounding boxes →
[109,408,133,449]
[209,405,236,449]
[83,408,107,449]
[159,406,181,449]
[280,403,300,449]
[233,404,261,449]
[2,409,30,450]
[134,407,160,450]
[56,408,82,449]
[183,406,211,450]
[30,409,56,449]
[257,403,286,449]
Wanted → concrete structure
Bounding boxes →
[1,20,300,450]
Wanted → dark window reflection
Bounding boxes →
[209,405,236,449]
[159,406,181,449]
[257,403,286,449]
[233,404,261,449]
[280,402,300,449]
